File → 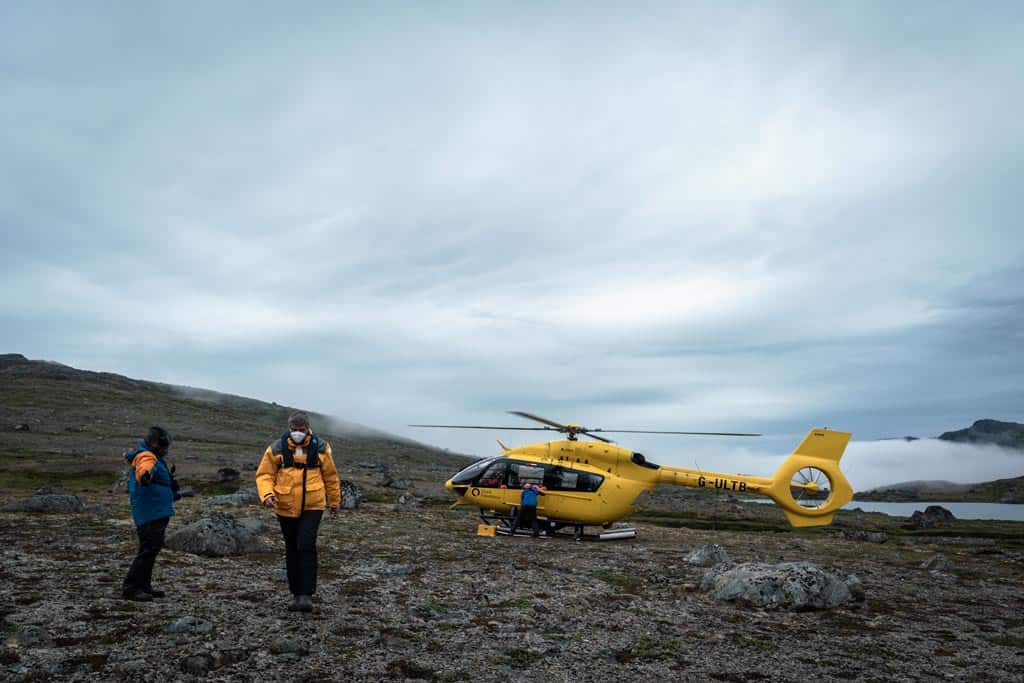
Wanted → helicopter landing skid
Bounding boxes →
[479,512,637,541]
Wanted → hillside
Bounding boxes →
[0,353,472,497]
[939,419,1024,449]
[854,476,1024,504]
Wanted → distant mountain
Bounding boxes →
[938,419,1024,450]
[854,476,1024,504]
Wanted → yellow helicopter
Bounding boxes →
[412,411,853,539]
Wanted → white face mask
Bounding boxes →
[290,430,307,443]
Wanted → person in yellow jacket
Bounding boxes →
[256,411,341,612]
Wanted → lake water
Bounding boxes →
[842,501,1024,521]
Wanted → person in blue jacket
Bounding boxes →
[121,426,179,601]
[511,483,546,537]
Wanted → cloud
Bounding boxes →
[0,3,1022,475]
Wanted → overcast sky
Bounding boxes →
[2,3,1022,490]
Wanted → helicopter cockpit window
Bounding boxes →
[475,460,509,488]
[450,457,499,485]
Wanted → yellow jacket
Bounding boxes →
[255,434,341,518]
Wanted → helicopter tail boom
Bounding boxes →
[655,428,853,528]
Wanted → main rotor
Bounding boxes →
[410,410,761,443]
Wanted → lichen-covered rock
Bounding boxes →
[236,517,271,534]
[700,561,861,610]
[839,529,889,543]
[909,505,956,528]
[0,494,86,514]
[393,493,422,512]
[165,511,270,556]
[341,480,362,509]
[921,554,956,573]
[207,488,260,507]
[686,543,730,566]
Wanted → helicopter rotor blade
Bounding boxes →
[589,429,762,437]
[580,431,614,443]
[507,411,571,431]
[409,424,557,431]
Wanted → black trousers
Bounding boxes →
[512,505,539,536]
[278,510,323,596]
[124,516,169,592]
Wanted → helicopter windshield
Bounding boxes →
[449,457,499,485]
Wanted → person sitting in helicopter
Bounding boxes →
[510,483,546,537]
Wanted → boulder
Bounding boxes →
[381,475,409,490]
[909,505,956,529]
[236,517,271,534]
[839,529,888,543]
[686,543,730,567]
[208,488,260,507]
[167,616,214,635]
[0,494,86,514]
[393,493,422,512]
[216,467,240,483]
[921,554,956,574]
[109,472,130,494]
[178,486,196,498]
[165,512,270,556]
[13,423,30,432]
[341,480,362,510]
[700,561,862,610]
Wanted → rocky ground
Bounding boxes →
[2,487,1023,682]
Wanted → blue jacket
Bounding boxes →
[125,440,175,526]
[521,486,544,507]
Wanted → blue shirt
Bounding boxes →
[521,487,543,507]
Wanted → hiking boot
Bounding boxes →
[143,587,166,598]
[122,589,153,602]
[296,595,313,613]
[287,595,302,612]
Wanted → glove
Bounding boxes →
[140,470,153,486]
[171,477,181,501]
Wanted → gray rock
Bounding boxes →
[393,493,422,512]
[840,529,888,543]
[216,467,240,483]
[167,616,214,635]
[686,543,730,566]
[208,488,260,507]
[341,480,362,509]
[844,574,865,602]
[700,561,859,610]
[13,624,51,648]
[109,472,130,494]
[178,486,196,498]
[236,517,270,534]
[921,554,956,573]
[382,476,409,490]
[14,423,30,432]
[165,511,270,556]
[909,505,956,529]
[0,494,86,514]
[180,653,216,675]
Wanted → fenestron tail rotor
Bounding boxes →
[409,411,762,443]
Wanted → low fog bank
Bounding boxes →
[843,439,1023,492]
[654,437,1023,493]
